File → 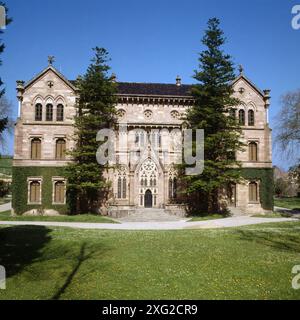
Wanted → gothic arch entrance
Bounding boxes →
[138,158,158,207]
[144,189,153,208]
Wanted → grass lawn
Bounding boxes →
[0,210,117,223]
[188,214,226,221]
[274,197,300,210]
[0,221,300,299]
[252,212,293,218]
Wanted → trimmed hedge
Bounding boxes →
[12,166,68,215]
[240,167,274,210]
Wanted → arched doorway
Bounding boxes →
[144,189,153,208]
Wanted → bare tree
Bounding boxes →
[275,89,300,160]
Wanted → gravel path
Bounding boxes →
[0,216,297,230]
[0,202,11,212]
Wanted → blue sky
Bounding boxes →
[1,0,300,169]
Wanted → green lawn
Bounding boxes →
[252,212,293,218]
[0,221,300,299]
[0,210,117,223]
[274,197,300,210]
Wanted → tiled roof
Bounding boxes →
[70,80,193,97]
[116,82,193,96]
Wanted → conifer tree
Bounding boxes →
[0,2,12,139]
[66,47,117,214]
[184,18,244,214]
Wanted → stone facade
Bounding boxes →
[12,63,273,216]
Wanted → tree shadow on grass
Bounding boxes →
[51,242,94,300]
[0,225,52,278]
[235,229,300,254]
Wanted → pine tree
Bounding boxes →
[0,2,12,139]
[65,47,117,214]
[183,18,244,214]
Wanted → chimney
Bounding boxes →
[176,75,181,86]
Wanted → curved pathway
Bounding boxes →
[0,216,297,230]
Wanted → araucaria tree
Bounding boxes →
[66,47,117,214]
[184,18,244,214]
[0,2,12,145]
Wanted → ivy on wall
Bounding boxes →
[12,166,68,215]
[240,168,274,210]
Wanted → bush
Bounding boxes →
[0,180,10,197]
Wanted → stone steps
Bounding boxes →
[117,208,184,222]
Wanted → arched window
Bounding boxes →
[169,178,173,199]
[31,138,41,159]
[169,177,177,199]
[54,181,65,204]
[238,109,245,125]
[56,104,64,121]
[249,182,258,202]
[29,181,41,203]
[55,139,66,160]
[173,178,177,199]
[248,109,255,126]
[249,142,258,161]
[122,178,127,199]
[35,103,42,121]
[46,104,53,121]
[117,177,122,199]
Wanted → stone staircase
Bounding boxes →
[117,208,185,222]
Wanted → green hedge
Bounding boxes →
[240,167,274,210]
[12,166,68,215]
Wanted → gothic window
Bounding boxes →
[117,168,127,199]
[135,132,139,145]
[238,109,245,125]
[31,138,41,159]
[173,178,177,199]
[54,181,65,204]
[249,182,258,202]
[55,139,66,160]
[35,103,42,121]
[56,104,64,121]
[46,103,53,121]
[117,177,122,199]
[248,109,255,126]
[169,178,173,199]
[122,177,127,199]
[169,177,177,199]
[249,142,258,161]
[29,181,41,204]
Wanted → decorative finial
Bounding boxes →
[176,75,181,86]
[48,55,55,65]
[238,64,244,75]
[111,73,117,82]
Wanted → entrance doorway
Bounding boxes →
[144,189,153,208]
